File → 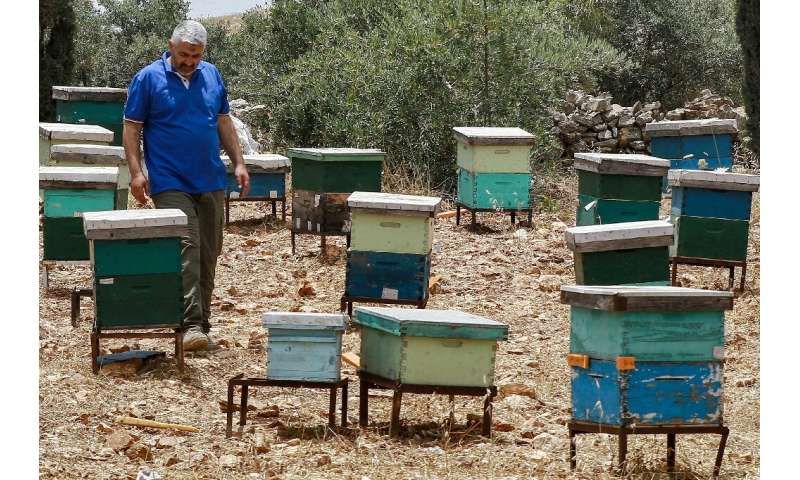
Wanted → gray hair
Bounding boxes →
[171,20,207,46]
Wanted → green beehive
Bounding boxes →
[354,306,508,387]
[668,169,760,262]
[565,220,673,285]
[39,122,113,165]
[49,144,129,209]
[52,86,127,147]
[287,148,385,192]
[83,209,188,329]
[452,127,534,173]
[40,166,119,261]
[573,153,669,226]
[348,191,442,255]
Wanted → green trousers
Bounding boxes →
[153,190,224,333]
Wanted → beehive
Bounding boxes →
[39,166,119,261]
[39,122,113,165]
[646,119,738,172]
[287,148,385,192]
[221,154,290,199]
[83,209,187,329]
[292,191,351,235]
[52,86,127,146]
[573,153,669,226]
[345,251,430,302]
[565,220,673,285]
[261,312,347,382]
[49,144,129,209]
[354,307,508,387]
[562,285,733,426]
[668,169,759,261]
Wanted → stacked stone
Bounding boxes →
[664,89,747,129]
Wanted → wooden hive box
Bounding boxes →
[565,220,673,285]
[52,86,127,146]
[83,209,188,329]
[39,166,119,261]
[573,153,669,226]
[452,127,534,173]
[348,192,442,255]
[345,251,431,302]
[668,170,759,261]
[262,312,347,382]
[292,190,351,235]
[457,169,532,210]
[561,285,732,426]
[353,307,508,387]
[287,148,385,193]
[645,119,738,172]
[49,144,129,209]
[222,154,290,199]
[39,122,113,165]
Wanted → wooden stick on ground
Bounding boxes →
[115,416,200,433]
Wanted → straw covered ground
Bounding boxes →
[39,175,760,479]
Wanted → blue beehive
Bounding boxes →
[345,251,431,302]
[646,119,738,172]
[261,312,348,382]
[222,154,291,199]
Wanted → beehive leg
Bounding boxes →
[390,390,403,437]
[481,394,493,437]
[456,204,461,225]
[568,429,577,470]
[341,382,348,427]
[239,384,249,427]
[713,427,729,478]
[226,380,235,437]
[617,431,628,476]
[281,200,287,222]
[667,432,676,472]
[671,259,679,286]
[470,209,477,230]
[740,263,747,292]
[510,211,516,225]
[175,330,184,373]
[527,208,532,226]
[728,265,735,291]
[271,200,277,217]
[70,287,81,328]
[90,330,100,375]
[328,386,337,430]
[358,379,369,427]
[291,231,296,255]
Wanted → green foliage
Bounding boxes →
[40,0,76,121]
[736,0,758,153]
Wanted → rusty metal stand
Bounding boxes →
[225,373,349,438]
[91,326,184,375]
[70,287,93,327]
[340,294,429,317]
[671,256,747,291]
[291,230,351,255]
[224,193,287,226]
[357,370,497,438]
[455,202,532,230]
[568,420,729,478]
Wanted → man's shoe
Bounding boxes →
[183,328,209,351]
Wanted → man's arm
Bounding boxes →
[123,120,150,205]
[217,114,250,197]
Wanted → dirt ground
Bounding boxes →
[38,176,760,479]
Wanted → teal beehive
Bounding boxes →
[52,86,127,146]
[49,144,129,209]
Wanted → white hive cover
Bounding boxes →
[565,220,674,247]
[39,166,119,184]
[82,209,187,232]
[221,154,290,169]
[668,169,759,191]
[39,122,113,142]
[262,312,348,330]
[347,191,442,213]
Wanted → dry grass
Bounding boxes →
[39,174,759,479]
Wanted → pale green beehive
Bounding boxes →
[354,306,509,387]
[348,191,442,255]
[49,144,129,209]
[453,127,534,173]
[39,123,113,166]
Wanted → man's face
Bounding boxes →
[168,40,205,77]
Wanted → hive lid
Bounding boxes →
[573,153,670,176]
[668,169,759,192]
[39,122,114,143]
[287,148,386,162]
[50,144,126,165]
[644,119,738,138]
[353,306,508,341]
[52,85,128,102]
[221,154,290,170]
[452,127,535,146]
[347,191,442,214]
[39,166,119,186]
[262,312,347,331]
[83,209,188,239]
[565,220,674,253]
[560,285,733,312]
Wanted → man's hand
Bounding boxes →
[234,164,250,198]
[130,173,150,205]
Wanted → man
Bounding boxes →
[122,20,249,351]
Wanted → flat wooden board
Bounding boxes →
[354,306,505,329]
[668,169,760,192]
[452,127,535,146]
[39,166,119,185]
[347,191,442,213]
[221,154,291,170]
[50,144,126,164]
[39,122,113,142]
[262,312,348,330]
[565,220,674,252]
[84,225,189,240]
[644,119,738,137]
[560,285,733,311]
[573,153,670,177]
[83,209,187,234]
[51,85,127,102]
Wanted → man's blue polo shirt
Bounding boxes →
[124,51,230,195]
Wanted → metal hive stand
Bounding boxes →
[224,192,287,226]
[670,256,747,292]
[455,202,533,230]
